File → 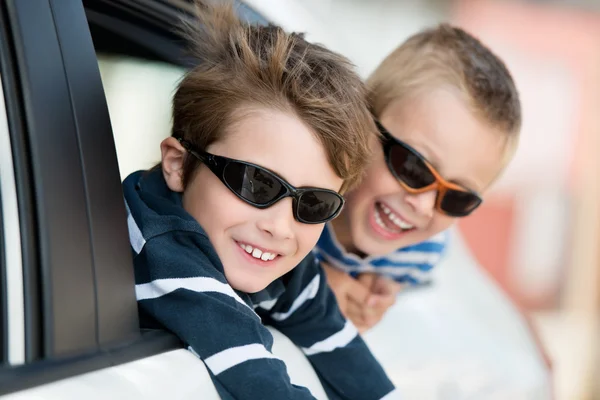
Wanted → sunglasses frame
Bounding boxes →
[178,138,345,224]
[376,121,482,217]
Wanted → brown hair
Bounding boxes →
[172,0,375,192]
[368,24,521,143]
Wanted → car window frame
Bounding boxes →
[4,0,101,361]
[84,0,268,67]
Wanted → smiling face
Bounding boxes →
[334,87,509,256]
[162,107,343,293]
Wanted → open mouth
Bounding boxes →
[373,201,415,234]
[236,241,279,262]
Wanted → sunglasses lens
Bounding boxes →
[389,144,436,189]
[223,162,284,205]
[441,189,482,216]
[297,191,343,223]
[221,159,342,223]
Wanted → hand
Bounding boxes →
[322,262,370,319]
[347,273,402,333]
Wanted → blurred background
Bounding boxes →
[100,0,600,398]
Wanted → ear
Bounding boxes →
[160,137,187,193]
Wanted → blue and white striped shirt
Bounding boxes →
[123,169,398,400]
[314,223,448,285]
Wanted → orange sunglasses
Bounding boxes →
[377,121,482,217]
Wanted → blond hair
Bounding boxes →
[368,24,521,144]
[172,0,375,192]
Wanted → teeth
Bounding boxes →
[238,242,277,261]
[374,208,384,225]
[376,203,414,231]
[262,252,277,261]
[396,219,413,230]
[373,207,390,231]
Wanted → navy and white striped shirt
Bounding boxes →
[314,223,448,285]
[123,169,398,400]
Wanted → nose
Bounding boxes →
[255,197,295,241]
[403,189,437,219]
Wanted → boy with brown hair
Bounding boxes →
[317,24,521,332]
[123,1,397,399]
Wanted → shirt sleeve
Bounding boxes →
[257,254,399,400]
[133,230,319,400]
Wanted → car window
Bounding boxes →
[0,72,25,367]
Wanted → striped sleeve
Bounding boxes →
[257,254,397,400]
[132,229,318,400]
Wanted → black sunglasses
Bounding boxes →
[376,121,482,217]
[178,138,345,224]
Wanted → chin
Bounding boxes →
[356,239,395,257]
[355,229,415,256]
[349,230,381,256]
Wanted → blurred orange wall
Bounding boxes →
[452,0,600,309]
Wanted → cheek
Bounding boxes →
[295,224,326,254]
[183,170,247,234]
[345,159,400,215]
[428,213,455,234]
[203,198,246,235]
